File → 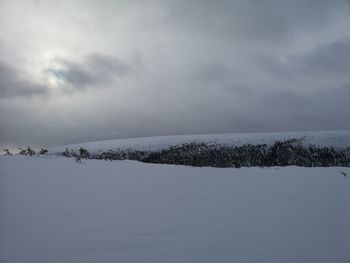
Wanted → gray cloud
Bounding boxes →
[0,52,137,99]
[290,37,350,76]
[1,0,350,149]
[46,53,136,91]
[164,0,349,44]
[194,63,232,83]
[0,61,48,98]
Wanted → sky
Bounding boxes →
[1,0,350,149]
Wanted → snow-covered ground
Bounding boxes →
[1,155,349,263]
[50,130,350,154]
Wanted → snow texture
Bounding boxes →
[1,156,350,263]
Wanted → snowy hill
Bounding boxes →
[51,130,350,154]
[49,130,350,168]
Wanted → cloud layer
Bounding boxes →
[46,53,136,92]
[0,0,350,148]
[0,61,47,97]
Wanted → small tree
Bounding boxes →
[18,147,26,155]
[62,148,71,157]
[27,146,35,156]
[39,148,48,155]
[79,147,90,159]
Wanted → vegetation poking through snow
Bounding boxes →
[79,147,90,159]
[18,146,36,156]
[62,148,77,158]
[39,148,48,155]
[60,139,350,167]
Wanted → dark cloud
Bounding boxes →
[0,61,48,98]
[290,37,350,76]
[242,37,350,92]
[247,86,350,131]
[46,53,136,91]
[164,0,349,43]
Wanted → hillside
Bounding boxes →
[50,130,350,154]
[49,131,350,168]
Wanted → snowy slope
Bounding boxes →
[0,156,349,263]
[50,130,350,154]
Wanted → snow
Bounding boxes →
[1,155,350,263]
[49,130,350,154]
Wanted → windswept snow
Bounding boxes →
[1,156,350,263]
[50,130,350,154]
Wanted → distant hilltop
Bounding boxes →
[49,130,350,168]
[51,130,350,153]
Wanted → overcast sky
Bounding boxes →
[1,0,350,149]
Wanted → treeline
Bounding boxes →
[60,139,350,167]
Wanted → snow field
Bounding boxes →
[1,156,350,263]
